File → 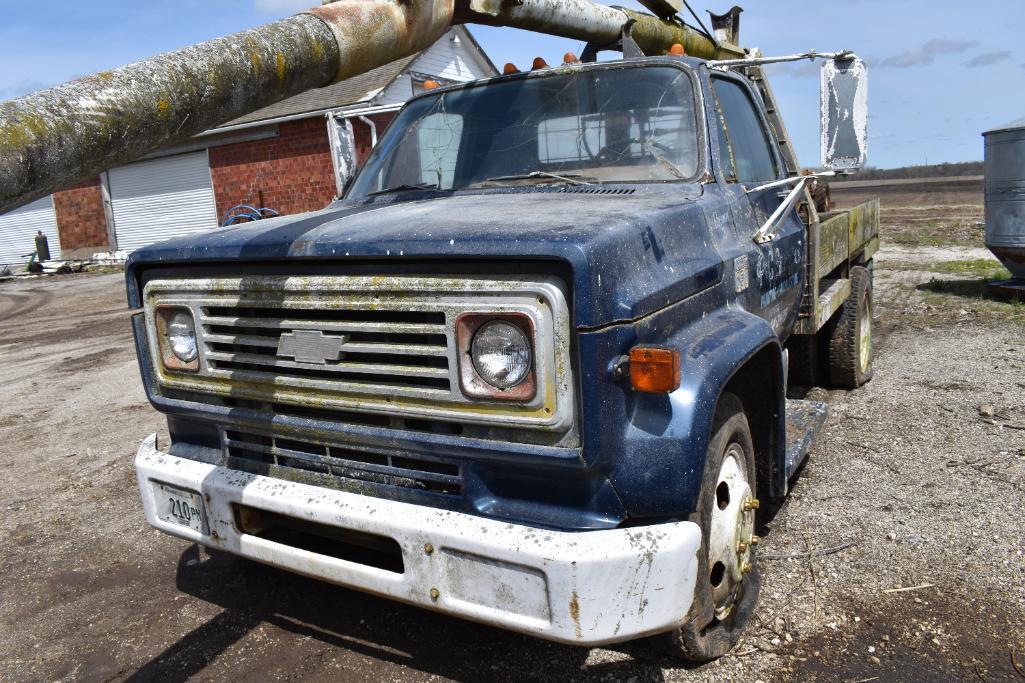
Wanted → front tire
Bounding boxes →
[656,393,760,661]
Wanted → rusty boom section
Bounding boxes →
[0,0,742,214]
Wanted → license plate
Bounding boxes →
[153,483,207,534]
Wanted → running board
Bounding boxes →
[784,399,829,480]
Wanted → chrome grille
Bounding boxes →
[201,305,451,392]
[143,275,574,431]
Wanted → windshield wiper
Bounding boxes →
[481,171,596,186]
[367,182,444,196]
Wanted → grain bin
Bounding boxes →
[984,117,1025,282]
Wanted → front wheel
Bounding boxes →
[655,393,760,661]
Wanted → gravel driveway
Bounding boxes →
[0,241,1022,682]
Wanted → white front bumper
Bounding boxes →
[135,434,701,646]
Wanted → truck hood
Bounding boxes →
[127,186,724,328]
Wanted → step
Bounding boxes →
[784,398,829,480]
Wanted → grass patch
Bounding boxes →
[887,233,955,247]
[926,259,1011,280]
[917,278,1025,321]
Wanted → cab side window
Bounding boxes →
[712,103,737,182]
[711,78,779,184]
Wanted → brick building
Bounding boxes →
[0,27,495,268]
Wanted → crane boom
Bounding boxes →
[0,0,742,214]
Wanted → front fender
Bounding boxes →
[578,300,783,519]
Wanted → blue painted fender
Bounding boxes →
[578,302,786,519]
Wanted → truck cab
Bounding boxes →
[129,53,877,659]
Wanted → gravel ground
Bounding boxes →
[0,240,1022,682]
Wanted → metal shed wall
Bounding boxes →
[108,151,219,252]
[0,195,62,269]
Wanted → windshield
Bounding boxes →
[347,65,700,198]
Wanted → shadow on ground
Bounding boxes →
[125,545,704,682]
[916,277,1022,302]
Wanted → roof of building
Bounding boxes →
[985,116,1025,135]
[219,54,419,128]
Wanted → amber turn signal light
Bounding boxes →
[422,79,440,90]
[669,43,686,56]
[503,62,519,74]
[531,57,549,70]
[629,347,680,393]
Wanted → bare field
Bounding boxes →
[0,186,1023,682]
[832,177,986,248]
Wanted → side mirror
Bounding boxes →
[821,56,868,173]
[327,115,358,198]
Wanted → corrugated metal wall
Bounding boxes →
[108,151,219,252]
[0,195,62,269]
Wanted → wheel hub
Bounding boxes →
[859,299,872,373]
[707,447,757,619]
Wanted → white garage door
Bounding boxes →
[0,195,62,269]
[109,150,219,252]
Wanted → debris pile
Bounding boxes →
[1,250,128,281]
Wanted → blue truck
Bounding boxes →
[128,50,878,659]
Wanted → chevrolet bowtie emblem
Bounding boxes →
[276,330,348,365]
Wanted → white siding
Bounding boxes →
[376,28,495,106]
[0,195,61,269]
[108,151,219,253]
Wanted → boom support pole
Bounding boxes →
[0,0,740,214]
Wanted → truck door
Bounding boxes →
[709,75,805,337]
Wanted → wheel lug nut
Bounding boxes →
[742,562,753,574]
[737,541,749,553]
[743,498,760,512]
[750,535,761,545]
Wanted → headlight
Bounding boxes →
[456,314,536,401]
[167,311,198,362]
[471,320,532,389]
[156,307,199,371]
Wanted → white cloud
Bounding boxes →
[254,0,317,13]
[963,51,1011,68]
[881,39,979,68]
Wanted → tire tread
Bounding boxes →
[828,266,872,388]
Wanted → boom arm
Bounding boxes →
[0,0,742,214]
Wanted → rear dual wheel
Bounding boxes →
[656,393,760,661]
[828,265,874,388]
[788,264,874,389]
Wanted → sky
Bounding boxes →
[0,0,1022,169]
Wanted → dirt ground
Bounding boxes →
[1,182,1023,682]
